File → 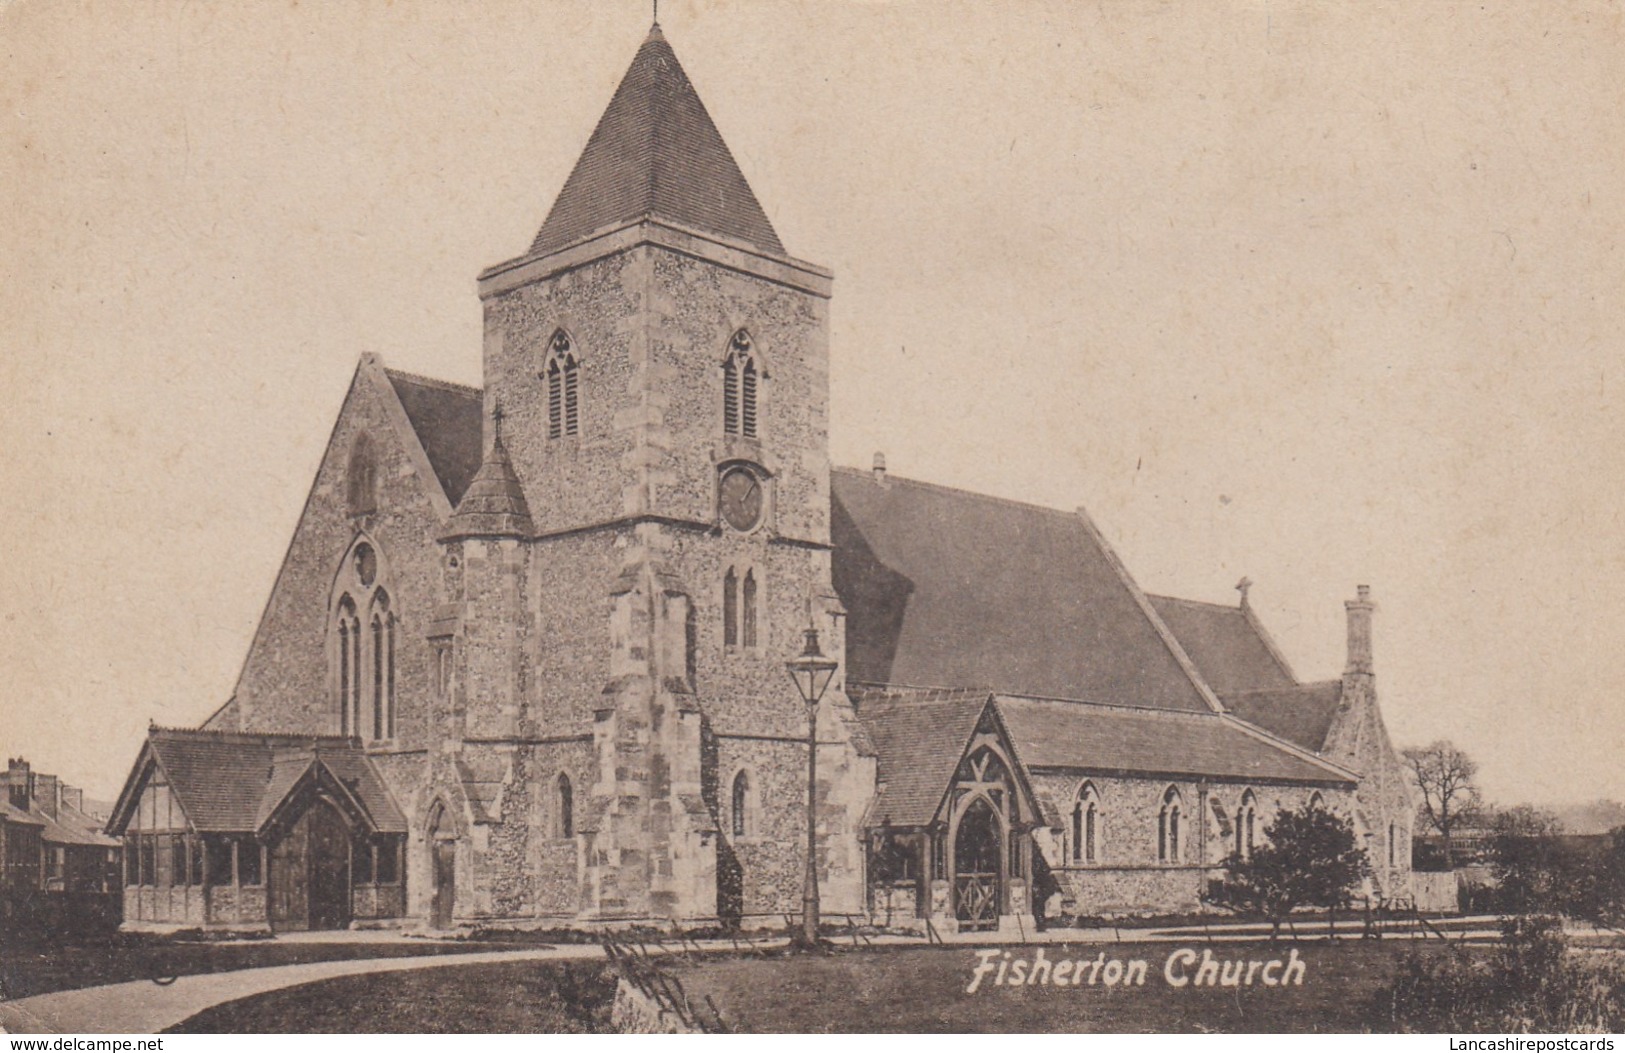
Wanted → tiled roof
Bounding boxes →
[0,800,45,827]
[996,696,1354,786]
[38,802,120,848]
[855,689,991,828]
[444,428,534,539]
[385,370,484,506]
[1148,595,1297,694]
[316,750,406,833]
[831,468,1211,712]
[111,728,405,835]
[528,26,785,259]
[1221,681,1345,754]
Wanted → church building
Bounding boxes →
[107,24,1414,935]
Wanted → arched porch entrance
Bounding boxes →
[268,795,352,932]
[952,794,1003,930]
[862,697,1040,935]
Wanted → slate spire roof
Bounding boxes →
[444,407,534,539]
[528,25,786,259]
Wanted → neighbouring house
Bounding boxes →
[1,758,122,938]
[105,21,1417,935]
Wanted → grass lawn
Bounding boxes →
[164,960,618,1034]
[146,939,1479,1033]
[0,935,500,1001]
[670,939,1471,1033]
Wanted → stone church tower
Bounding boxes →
[108,19,1417,938]
[437,24,873,924]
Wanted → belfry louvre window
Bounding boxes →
[545,329,580,439]
[722,329,759,438]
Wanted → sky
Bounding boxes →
[2,0,1621,808]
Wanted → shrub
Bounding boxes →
[1374,915,1625,1032]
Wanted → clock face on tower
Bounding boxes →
[718,466,764,532]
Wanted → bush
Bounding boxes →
[1205,802,1368,938]
[1373,915,1625,1032]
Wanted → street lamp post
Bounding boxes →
[785,626,838,951]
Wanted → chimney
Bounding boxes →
[35,774,59,819]
[1344,584,1375,675]
[61,785,84,815]
[1236,576,1253,610]
[872,451,888,485]
[7,758,31,811]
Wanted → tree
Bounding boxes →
[1404,740,1483,868]
[1487,806,1571,915]
[1206,801,1370,940]
[1570,826,1625,931]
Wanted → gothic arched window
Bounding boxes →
[741,570,758,649]
[544,330,580,439]
[335,596,360,735]
[370,590,395,741]
[731,771,750,838]
[557,775,574,839]
[1236,789,1258,860]
[331,538,397,741]
[722,329,759,438]
[723,567,739,648]
[722,565,760,651]
[347,433,377,516]
[1072,782,1101,864]
[1159,786,1183,863]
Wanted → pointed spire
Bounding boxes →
[528,27,785,259]
[444,402,534,539]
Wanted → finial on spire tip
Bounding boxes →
[491,400,505,444]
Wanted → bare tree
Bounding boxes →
[1403,740,1482,867]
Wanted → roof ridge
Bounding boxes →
[1218,713,1361,783]
[151,726,360,745]
[382,366,484,398]
[1221,680,1341,698]
[832,465,1081,518]
[1146,593,1242,612]
[995,694,1235,723]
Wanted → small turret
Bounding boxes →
[442,405,534,540]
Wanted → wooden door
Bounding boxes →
[268,798,352,932]
[269,823,309,932]
[307,802,352,931]
[431,841,455,929]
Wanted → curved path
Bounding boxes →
[1,916,1526,1034]
[0,944,610,1035]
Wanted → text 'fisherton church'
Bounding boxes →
[107,24,1415,935]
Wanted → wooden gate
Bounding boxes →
[953,795,1002,931]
